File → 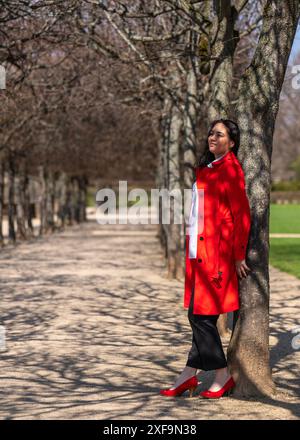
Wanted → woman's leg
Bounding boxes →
[167,288,199,390]
[185,288,233,391]
[186,312,228,371]
[168,288,229,390]
[169,365,198,390]
[186,288,227,371]
[204,310,240,392]
[208,366,231,392]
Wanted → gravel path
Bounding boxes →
[0,214,299,419]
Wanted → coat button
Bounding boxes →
[199,236,204,240]
[198,258,202,263]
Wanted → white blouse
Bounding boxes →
[188,152,228,259]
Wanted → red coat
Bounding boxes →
[184,150,251,315]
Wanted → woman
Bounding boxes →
[159,119,251,399]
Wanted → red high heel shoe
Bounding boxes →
[200,377,235,399]
[159,375,199,397]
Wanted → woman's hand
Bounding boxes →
[235,259,251,279]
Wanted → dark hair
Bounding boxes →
[196,119,240,168]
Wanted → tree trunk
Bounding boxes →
[181,50,199,284]
[81,175,88,222]
[57,171,68,230]
[7,153,16,244]
[183,55,198,191]
[0,158,5,247]
[25,175,34,238]
[46,170,55,233]
[228,0,300,398]
[207,0,240,121]
[70,177,78,225]
[75,176,87,223]
[38,165,47,236]
[66,176,76,226]
[168,99,183,279]
[155,95,171,260]
[15,158,28,241]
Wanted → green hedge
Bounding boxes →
[271,180,300,191]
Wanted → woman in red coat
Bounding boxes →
[160,119,251,399]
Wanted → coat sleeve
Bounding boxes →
[224,162,251,261]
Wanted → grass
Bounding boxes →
[269,204,300,278]
[269,239,300,278]
[270,204,300,233]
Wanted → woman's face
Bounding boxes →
[207,122,234,158]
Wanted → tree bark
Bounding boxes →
[156,95,172,260]
[15,157,28,241]
[182,49,199,284]
[65,176,76,226]
[183,57,198,191]
[7,152,16,244]
[46,170,56,233]
[57,171,68,230]
[38,165,47,236]
[0,157,5,247]
[228,0,300,398]
[168,97,184,279]
[81,175,88,222]
[25,175,34,238]
[207,0,240,121]
[75,175,87,223]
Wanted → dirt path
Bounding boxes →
[0,213,299,419]
[270,233,300,238]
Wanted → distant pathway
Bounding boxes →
[270,233,300,238]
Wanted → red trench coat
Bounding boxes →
[184,150,251,315]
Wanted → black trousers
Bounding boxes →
[185,287,229,371]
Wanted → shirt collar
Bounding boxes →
[207,150,230,168]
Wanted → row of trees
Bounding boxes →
[0,2,90,242]
[1,0,300,398]
[0,163,88,245]
[0,1,158,243]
